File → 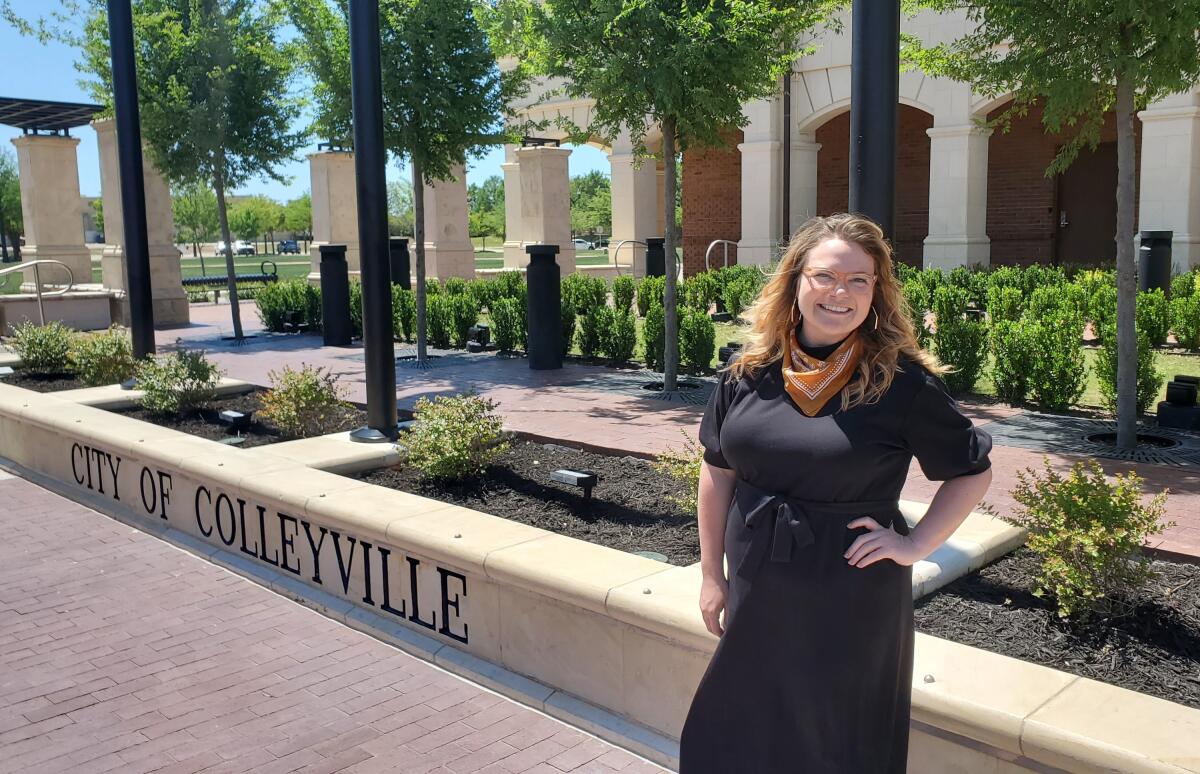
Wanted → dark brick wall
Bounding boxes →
[681,130,743,276]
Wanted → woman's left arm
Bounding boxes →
[845,467,992,568]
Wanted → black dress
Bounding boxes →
[679,345,992,774]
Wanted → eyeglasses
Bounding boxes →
[801,266,877,293]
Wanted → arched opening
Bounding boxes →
[814,105,933,266]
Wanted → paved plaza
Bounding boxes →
[156,301,1200,561]
[0,469,666,774]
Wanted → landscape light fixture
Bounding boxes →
[218,409,253,430]
[550,469,598,501]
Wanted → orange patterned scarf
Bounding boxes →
[781,331,862,416]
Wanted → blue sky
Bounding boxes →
[0,2,609,200]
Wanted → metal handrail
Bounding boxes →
[705,239,737,271]
[0,260,77,325]
[609,239,645,277]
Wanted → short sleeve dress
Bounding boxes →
[678,344,992,774]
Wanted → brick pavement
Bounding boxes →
[156,302,1200,562]
[0,469,667,774]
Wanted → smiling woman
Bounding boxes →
[680,213,994,774]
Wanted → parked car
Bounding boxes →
[593,238,609,249]
[234,240,257,256]
[277,239,301,254]
[571,238,594,251]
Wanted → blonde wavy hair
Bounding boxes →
[727,213,947,410]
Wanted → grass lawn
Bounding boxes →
[474,250,615,271]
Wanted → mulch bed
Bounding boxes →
[114,391,368,448]
[358,440,701,565]
[2,369,89,393]
[916,548,1200,710]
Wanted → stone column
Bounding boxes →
[737,98,782,266]
[422,164,475,280]
[93,119,189,327]
[789,132,821,237]
[308,149,359,281]
[1138,90,1200,273]
[923,124,992,270]
[501,144,525,269]
[516,145,575,274]
[11,134,91,283]
[608,139,658,276]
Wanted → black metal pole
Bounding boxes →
[348,0,396,441]
[107,0,155,357]
[849,0,899,238]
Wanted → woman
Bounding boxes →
[679,214,993,773]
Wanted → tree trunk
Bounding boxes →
[413,160,428,363]
[213,160,245,339]
[662,117,680,392]
[1114,72,1137,449]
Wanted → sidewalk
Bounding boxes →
[0,469,666,774]
[158,302,1200,562]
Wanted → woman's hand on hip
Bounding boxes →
[699,574,728,637]
[844,517,926,568]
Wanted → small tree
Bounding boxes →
[79,0,306,340]
[282,192,313,249]
[387,178,416,236]
[908,0,1200,448]
[0,147,23,261]
[174,181,219,262]
[501,0,835,393]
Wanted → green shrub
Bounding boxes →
[1171,292,1200,349]
[427,294,453,348]
[403,394,510,481]
[425,278,442,296]
[947,266,988,309]
[1089,284,1118,331]
[1137,288,1171,347]
[1027,284,1085,320]
[9,320,74,374]
[1074,268,1115,303]
[392,286,416,342]
[467,278,498,312]
[561,273,607,315]
[1170,269,1199,300]
[495,271,526,304]
[902,279,931,347]
[916,267,944,299]
[612,275,636,313]
[680,308,716,372]
[254,279,321,332]
[491,297,525,352]
[989,319,1033,405]
[636,275,665,317]
[986,265,1023,292]
[931,286,987,394]
[257,364,349,439]
[136,350,222,415]
[576,310,604,358]
[722,273,759,324]
[642,302,666,370]
[1025,310,1087,411]
[449,294,479,348]
[896,262,921,285]
[560,303,576,356]
[600,308,637,365]
[69,327,135,386]
[442,276,468,296]
[1020,264,1068,297]
[350,280,363,338]
[684,271,720,313]
[1095,323,1164,415]
[986,284,1023,323]
[651,432,704,514]
[989,457,1170,619]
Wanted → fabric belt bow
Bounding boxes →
[728,480,899,583]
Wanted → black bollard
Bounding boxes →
[389,237,411,290]
[1139,231,1173,294]
[645,238,666,278]
[319,244,352,346]
[526,244,562,370]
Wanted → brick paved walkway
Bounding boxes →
[155,302,1200,561]
[0,470,666,774]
